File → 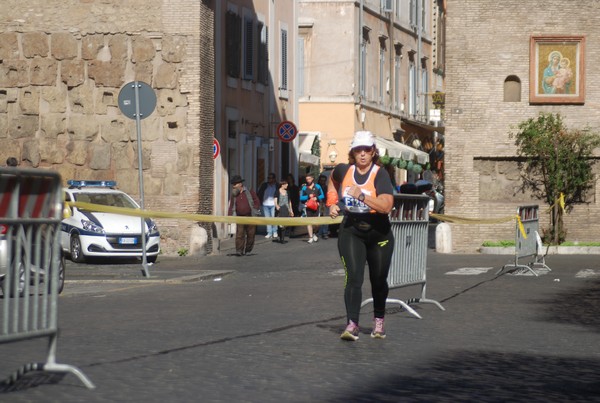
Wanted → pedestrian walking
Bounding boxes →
[326,131,395,341]
[286,173,301,237]
[228,175,261,256]
[286,173,301,218]
[300,173,324,243]
[274,180,294,243]
[258,173,278,238]
[317,174,330,239]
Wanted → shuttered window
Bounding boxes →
[243,16,254,80]
[226,11,241,78]
[280,26,288,97]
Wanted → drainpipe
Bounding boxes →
[416,0,421,120]
[357,0,363,108]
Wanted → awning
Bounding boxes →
[375,136,429,164]
[401,117,445,134]
[298,132,320,166]
[299,152,320,165]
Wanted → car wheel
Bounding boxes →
[57,254,65,294]
[1,258,25,297]
[147,255,157,264]
[48,253,65,294]
[70,234,86,263]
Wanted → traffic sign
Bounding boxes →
[276,121,298,143]
[213,138,220,159]
[118,81,156,120]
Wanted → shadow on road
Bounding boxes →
[330,350,600,402]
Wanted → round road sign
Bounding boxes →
[276,121,298,143]
[118,81,157,120]
[213,138,220,159]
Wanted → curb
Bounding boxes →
[65,270,235,284]
[479,246,600,255]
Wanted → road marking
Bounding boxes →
[575,269,600,278]
[445,267,494,275]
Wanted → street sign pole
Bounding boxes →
[119,81,156,278]
[133,82,149,278]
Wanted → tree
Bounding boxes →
[510,112,600,245]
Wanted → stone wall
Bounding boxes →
[445,0,600,251]
[0,0,214,255]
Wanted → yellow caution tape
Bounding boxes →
[66,201,343,227]
[68,201,528,238]
[559,192,565,210]
[430,213,527,239]
[517,215,526,239]
[545,193,566,214]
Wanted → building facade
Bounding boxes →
[0,0,214,254]
[0,0,301,254]
[297,0,445,185]
[445,0,600,251]
[213,0,298,240]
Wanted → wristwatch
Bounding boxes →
[358,193,365,202]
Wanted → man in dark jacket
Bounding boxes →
[228,175,261,256]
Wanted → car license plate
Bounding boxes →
[119,237,137,245]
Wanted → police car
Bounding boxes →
[61,180,160,263]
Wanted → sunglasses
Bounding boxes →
[353,146,374,153]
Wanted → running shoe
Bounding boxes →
[308,237,314,244]
[313,234,319,242]
[265,234,272,239]
[371,317,386,339]
[340,320,360,341]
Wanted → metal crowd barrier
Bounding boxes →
[361,194,444,319]
[498,205,551,276]
[0,168,94,389]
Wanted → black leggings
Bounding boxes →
[338,220,394,324]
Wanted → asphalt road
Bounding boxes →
[1,234,599,402]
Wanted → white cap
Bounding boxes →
[350,130,376,149]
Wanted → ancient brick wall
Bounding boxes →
[0,0,214,255]
[445,0,600,251]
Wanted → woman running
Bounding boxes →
[326,131,395,341]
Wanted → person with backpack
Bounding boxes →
[299,173,324,244]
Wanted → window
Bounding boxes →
[410,0,417,29]
[394,43,402,111]
[297,36,305,97]
[421,0,427,34]
[379,37,387,104]
[360,26,370,98]
[434,7,446,74]
[226,11,241,78]
[421,64,428,119]
[504,76,521,102]
[381,0,392,13]
[409,62,416,116]
[280,24,288,98]
[243,16,254,80]
[257,21,268,85]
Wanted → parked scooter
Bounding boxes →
[397,180,444,220]
[419,180,444,216]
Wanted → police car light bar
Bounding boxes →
[67,180,117,188]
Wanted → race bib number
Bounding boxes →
[342,186,371,213]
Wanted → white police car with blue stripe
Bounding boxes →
[61,180,160,263]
